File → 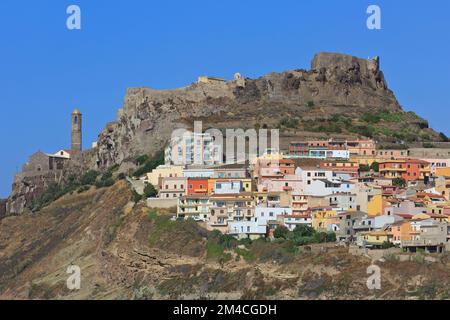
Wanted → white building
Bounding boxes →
[326,193,357,211]
[228,219,267,239]
[183,166,215,178]
[304,179,354,197]
[374,214,404,229]
[308,149,350,160]
[165,131,222,166]
[279,214,312,231]
[214,180,244,194]
[255,207,293,226]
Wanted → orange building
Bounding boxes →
[187,178,210,195]
[388,220,412,245]
[379,159,431,181]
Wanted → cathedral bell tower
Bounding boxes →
[71,108,82,152]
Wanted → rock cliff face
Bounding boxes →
[94,52,434,168]
[5,150,95,216]
[4,52,442,216]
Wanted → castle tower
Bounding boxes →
[71,108,82,152]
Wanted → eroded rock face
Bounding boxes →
[94,52,404,169]
[5,151,93,217]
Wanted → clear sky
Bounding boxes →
[1,0,449,197]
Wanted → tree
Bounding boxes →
[80,170,100,185]
[273,226,289,239]
[370,161,379,172]
[359,164,370,172]
[292,224,315,237]
[325,232,337,242]
[143,183,158,198]
[392,177,407,188]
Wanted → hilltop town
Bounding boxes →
[1,52,450,299]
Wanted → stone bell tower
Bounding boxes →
[71,108,82,152]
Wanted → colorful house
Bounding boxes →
[357,231,391,248]
[187,177,210,195]
[312,208,338,232]
[146,165,184,188]
[379,159,431,181]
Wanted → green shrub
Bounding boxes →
[206,241,225,259]
[147,209,158,221]
[362,113,381,124]
[359,164,370,172]
[80,170,100,186]
[392,177,407,188]
[274,226,289,239]
[279,117,299,129]
[370,162,379,172]
[133,190,143,203]
[143,183,158,198]
[133,150,165,177]
[77,185,90,194]
[381,241,395,249]
[135,154,150,166]
[235,247,256,262]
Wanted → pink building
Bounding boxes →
[257,175,303,193]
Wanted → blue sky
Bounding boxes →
[0,0,449,197]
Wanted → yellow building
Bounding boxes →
[312,208,338,232]
[436,167,450,177]
[145,165,184,188]
[357,231,391,247]
[367,194,383,217]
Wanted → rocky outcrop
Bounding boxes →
[5,150,94,217]
[94,52,413,168]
